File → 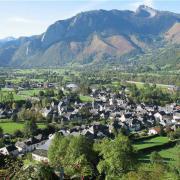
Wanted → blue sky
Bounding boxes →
[0,0,179,38]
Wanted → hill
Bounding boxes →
[0,5,179,68]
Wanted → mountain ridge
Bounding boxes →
[0,6,179,68]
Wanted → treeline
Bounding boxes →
[80,70,180,86]
[127,83,177,106]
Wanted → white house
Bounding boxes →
[148,127,161,135]
[66,83,78,91]
[154,112,163,121]
[41,108,52,118]
[15,135,47,153]
[0,145,19,156]
[32,149,48,163]
[173,112,180,121]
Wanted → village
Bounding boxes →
[0,81,180,162]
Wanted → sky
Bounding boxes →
[0,0,179,39]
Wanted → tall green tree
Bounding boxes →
[0,126,3,137]
[95,135,136,178]
[37,163,57,180]
[23,119,38,137]
[48,134,95,179]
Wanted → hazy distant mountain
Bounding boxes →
[0,37,16,43]
[0,5,179,68]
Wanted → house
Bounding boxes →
[160,115,173,126]
[43,82,49,88]
[87,123,110,137]
[127,119,142,131]
[66,83,78,91]
[96,131,106,139]
[173,112,180,121]
[0,109,12,119]
[154,111,165,121]
[0,110,8,119]
[145,105,155,112]
[58,101,68,115]
[148,127,161,135]
[0,145,19,156]
[15,134,47,153]
[5,82,14,89]
[120,113,132,122]
[171,124,180,131]
[32,149,48,163]
[81,129,94,139]
[100,110,110,119]
[41,107,52,118]
[168,85,180,92]
[108,121,122,134]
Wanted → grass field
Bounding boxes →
[0,88,43,102]
[126,81,170,90]
[17,88,43,96]
[0,122,46,134]
[134,136,170,150]
[134,136,179,164]
[112,81,121,87]
[158,145,180,161]
[80,95,93,102]
[139,145,179,164]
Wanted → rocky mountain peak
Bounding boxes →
[136,5,157,18]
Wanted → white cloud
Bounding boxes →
[130,0,154,11]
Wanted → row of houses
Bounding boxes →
[0,134,48,157]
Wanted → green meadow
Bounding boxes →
[80,95,94,102]
[0,121,46,134]
[134,136,170,150]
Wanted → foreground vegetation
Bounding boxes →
[7,133,178,180]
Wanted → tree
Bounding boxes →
[14,130,23,138]
[39,91,45,97]
[95,135,136,178]
[23,119,38,137]
[8,92,14,102]
[168,128,180,140]
[79,84,91,95]
[48,134,95,179]
[171,146,180,175]
[14,88,19,95]
[0,138,4,148]
[45,89,55,97]
[158,126,166,136]
[150,151,163,164]
[79,106,91,118]
[63,136,94,178]
[122,163,166,180]
[57,89,64,100]
[11,113,18,122]
[24,100,32,109]
[48,133,71,168]
[12,102,18,110]
[37,163,58,180]
[0,126,3,137]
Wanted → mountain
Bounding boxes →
[0,5,179,68]
[0,37,16,43]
